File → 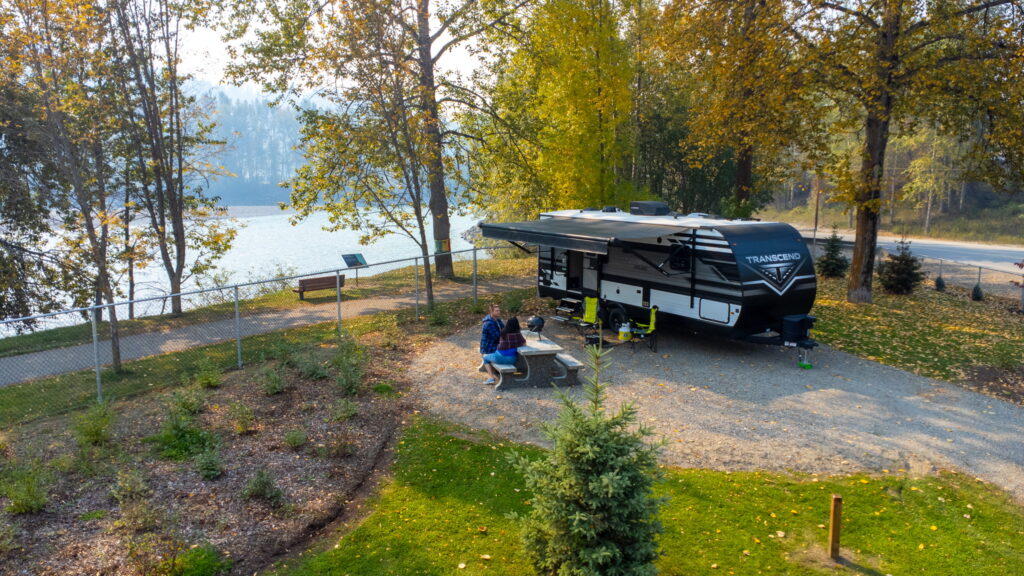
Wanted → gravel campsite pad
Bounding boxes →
[411,322,1024,501]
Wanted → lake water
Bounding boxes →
[132,206,483,296]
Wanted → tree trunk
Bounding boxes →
[735,144,754,213]
[847,105,891,303]
[416,0,453,279]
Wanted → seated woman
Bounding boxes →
[482,316,527,384]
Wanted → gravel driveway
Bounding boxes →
[411,322,1024,502]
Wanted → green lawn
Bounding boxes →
[811,276,1023,385]
[269,418,1024,576]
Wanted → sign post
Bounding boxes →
[341,253,367,286]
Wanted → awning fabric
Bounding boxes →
[479,217,684,255]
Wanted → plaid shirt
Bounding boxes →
[479,315,504,354]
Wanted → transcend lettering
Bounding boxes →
[745,253,802,265]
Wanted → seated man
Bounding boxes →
[479,303,504,384]
[481,316,527,385]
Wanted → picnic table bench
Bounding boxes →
[293,275,345,300]
[491,337,583,391]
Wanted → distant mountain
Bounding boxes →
[190,83,305,206]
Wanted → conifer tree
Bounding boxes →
[877,240,925,295]
[511,345,663,576]
[816,227,849,279]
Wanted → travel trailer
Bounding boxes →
[479,202,818,351]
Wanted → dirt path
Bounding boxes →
[412,322,1024,501]
[0,278,525,386]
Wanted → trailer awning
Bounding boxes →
[479,218,681,255]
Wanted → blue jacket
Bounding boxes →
[480,315,505,354]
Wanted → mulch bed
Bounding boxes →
[0,336,414,575]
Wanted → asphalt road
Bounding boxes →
[803,231,1024,274]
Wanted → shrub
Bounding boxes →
[877,240,925,295]
[296,354,331,380]
[169,387,206,417]
[2,463,49,514]
[816,227,849,278]
[503,291,526,314]
[0,431,10,461]
[318,437,356,459]
[111,469,151,506]
[428,304,449,326]
[330,399,358,422]
[259,366,288,396]
[72,401,115,448]
[372,381,398,397]
[935,275,946,292]
[283,429,307,451]
[510,345,663,576]
[242,470,285,508]
[161,543,233,576]
[228,402,255,435]
[192,359,222,389]
[145,413,216,461]
[194,449,224,481]
[332,336,364,396]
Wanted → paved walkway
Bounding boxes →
[0,278,525,386]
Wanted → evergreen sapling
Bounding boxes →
[510,345,664,576]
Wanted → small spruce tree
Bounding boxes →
[877,240,925,295]
[510,345,664,576]
[816,227,849,278]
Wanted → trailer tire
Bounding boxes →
[606,306,630,331]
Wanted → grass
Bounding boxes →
[268,418,1024,576]
[0,257,535,359]
[757,204,1024,245]
[811,277,1024,383]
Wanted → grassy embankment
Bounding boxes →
[757,204,1024,246]
[0,256,535,359]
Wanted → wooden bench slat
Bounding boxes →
[554,353,584,369]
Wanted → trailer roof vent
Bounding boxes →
[602,206,620,213]
[630,201,670,216]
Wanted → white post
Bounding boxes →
[91,307,102,403]
[234,286,242,369]
[414,257,420,319]
[473,247,478,307]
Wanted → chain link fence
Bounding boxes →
[0,247,537,425]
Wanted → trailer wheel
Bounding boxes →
[606,306,630,331]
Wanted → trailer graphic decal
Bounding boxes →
[744,253,805,295]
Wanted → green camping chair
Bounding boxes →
[630,306,657,352]
[576,296,600,335]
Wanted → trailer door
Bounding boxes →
[582,255,600,294]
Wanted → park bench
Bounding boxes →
[293,275,345,300]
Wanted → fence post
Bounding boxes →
[473,247,478,307]
[829,494,843,560]
[414,256,420,319]
[1020,276,1024,311]
[91,306,102,403]
[336,269,343,337]
[234,286,242,369]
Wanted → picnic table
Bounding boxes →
[492,335,583,391]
